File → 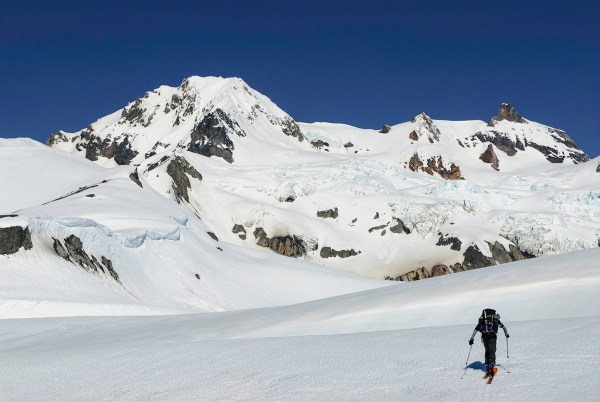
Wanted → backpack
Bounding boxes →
[480,308,500,334]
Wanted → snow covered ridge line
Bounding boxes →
[46,76,588,169]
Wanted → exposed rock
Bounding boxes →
[368,224,387,233]
[472,132,524,156]
[344,142,354,148]
[373,212,379,219]
[195,273,201,280]
[479,144,500,171]
[462,245,495,270]
[379,124,391,134]
[42,183,100,206]
[53,235,120,282]
[279,117,305,142]
[408,153,423,172]
[436,233,462,250]
[409,130,419,141]
[487,241,526,264]
[146,155,170,171]
[166,156,203,203]
[129,170,143,188]
[207,232,218,241]
[187,108,244,163]
[385,267,430,282]
[0,226,33,255]
[120,98,153,127]
[488,103,526,125]
[311,140,330,149]
[145,141,171,159]
[0,214,18,218]
[232,224,247,240]
[76,133,139,165]
[451,262,466,272]
[252,227,310,257]
[409,153,464,180]
[320,247,359,259]
[390,218,411,234]
[317,207,338,219]
[411,113,441,142]
[461,241,526,271]
[431,264,452,277]
[284,196,296,202]
[45,130,69,147]
[597,162,600,173]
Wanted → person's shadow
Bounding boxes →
[467,361,486,372]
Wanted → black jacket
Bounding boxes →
[471,316,509,340]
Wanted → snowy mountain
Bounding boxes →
[2,76,600,400]
[40,76,599,283]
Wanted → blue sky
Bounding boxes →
[1,0,598,157]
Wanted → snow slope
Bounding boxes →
[1,248,598,401]
[0,139,388,318]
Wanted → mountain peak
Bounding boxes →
[489,103,526,125]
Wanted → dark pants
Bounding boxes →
[482,336,497,370]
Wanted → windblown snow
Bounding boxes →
[1,76,599,401]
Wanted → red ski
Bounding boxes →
[486,367,498,384]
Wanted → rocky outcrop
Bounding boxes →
[408,153,464,180]
[129,170,143,188]
[253,227,311,257]
[53,235,120,282]
[166,156,203,203]
[488,103,526,125]
[472,132,524,156]
[597,162,600,173]
[411,113,441,142]
[0,226,33,255]
[311,140,330,149]
[390,218,411,234]
[408,130,419,141]
[344,142,354,149]
[279,117,305,142]
[120,98,153,127]
[232,224,247,240]
[487,241,525,264]
[436,233,462,251]
[479,144,500,171]
[385,267,430,282]
[188,108,245,163]
[461,245,496,270]
[317,208,338,219]
[320,247,359,259]
[74,132,139,165]
[45,130,69,147]
[379,124,391,134]
[368,224,387,233]
[431,264,453,277]
[462,241,526,270]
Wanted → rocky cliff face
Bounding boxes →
[474,103,589,164]
[0,225,33,255]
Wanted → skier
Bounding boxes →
[468,308,509,378]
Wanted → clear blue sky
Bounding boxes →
[1,0,598,157]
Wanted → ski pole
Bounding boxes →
[461,344,473,379]
[506,337,511,373]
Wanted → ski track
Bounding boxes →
[0,317,599,401]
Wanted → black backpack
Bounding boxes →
[480,308,500,334]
